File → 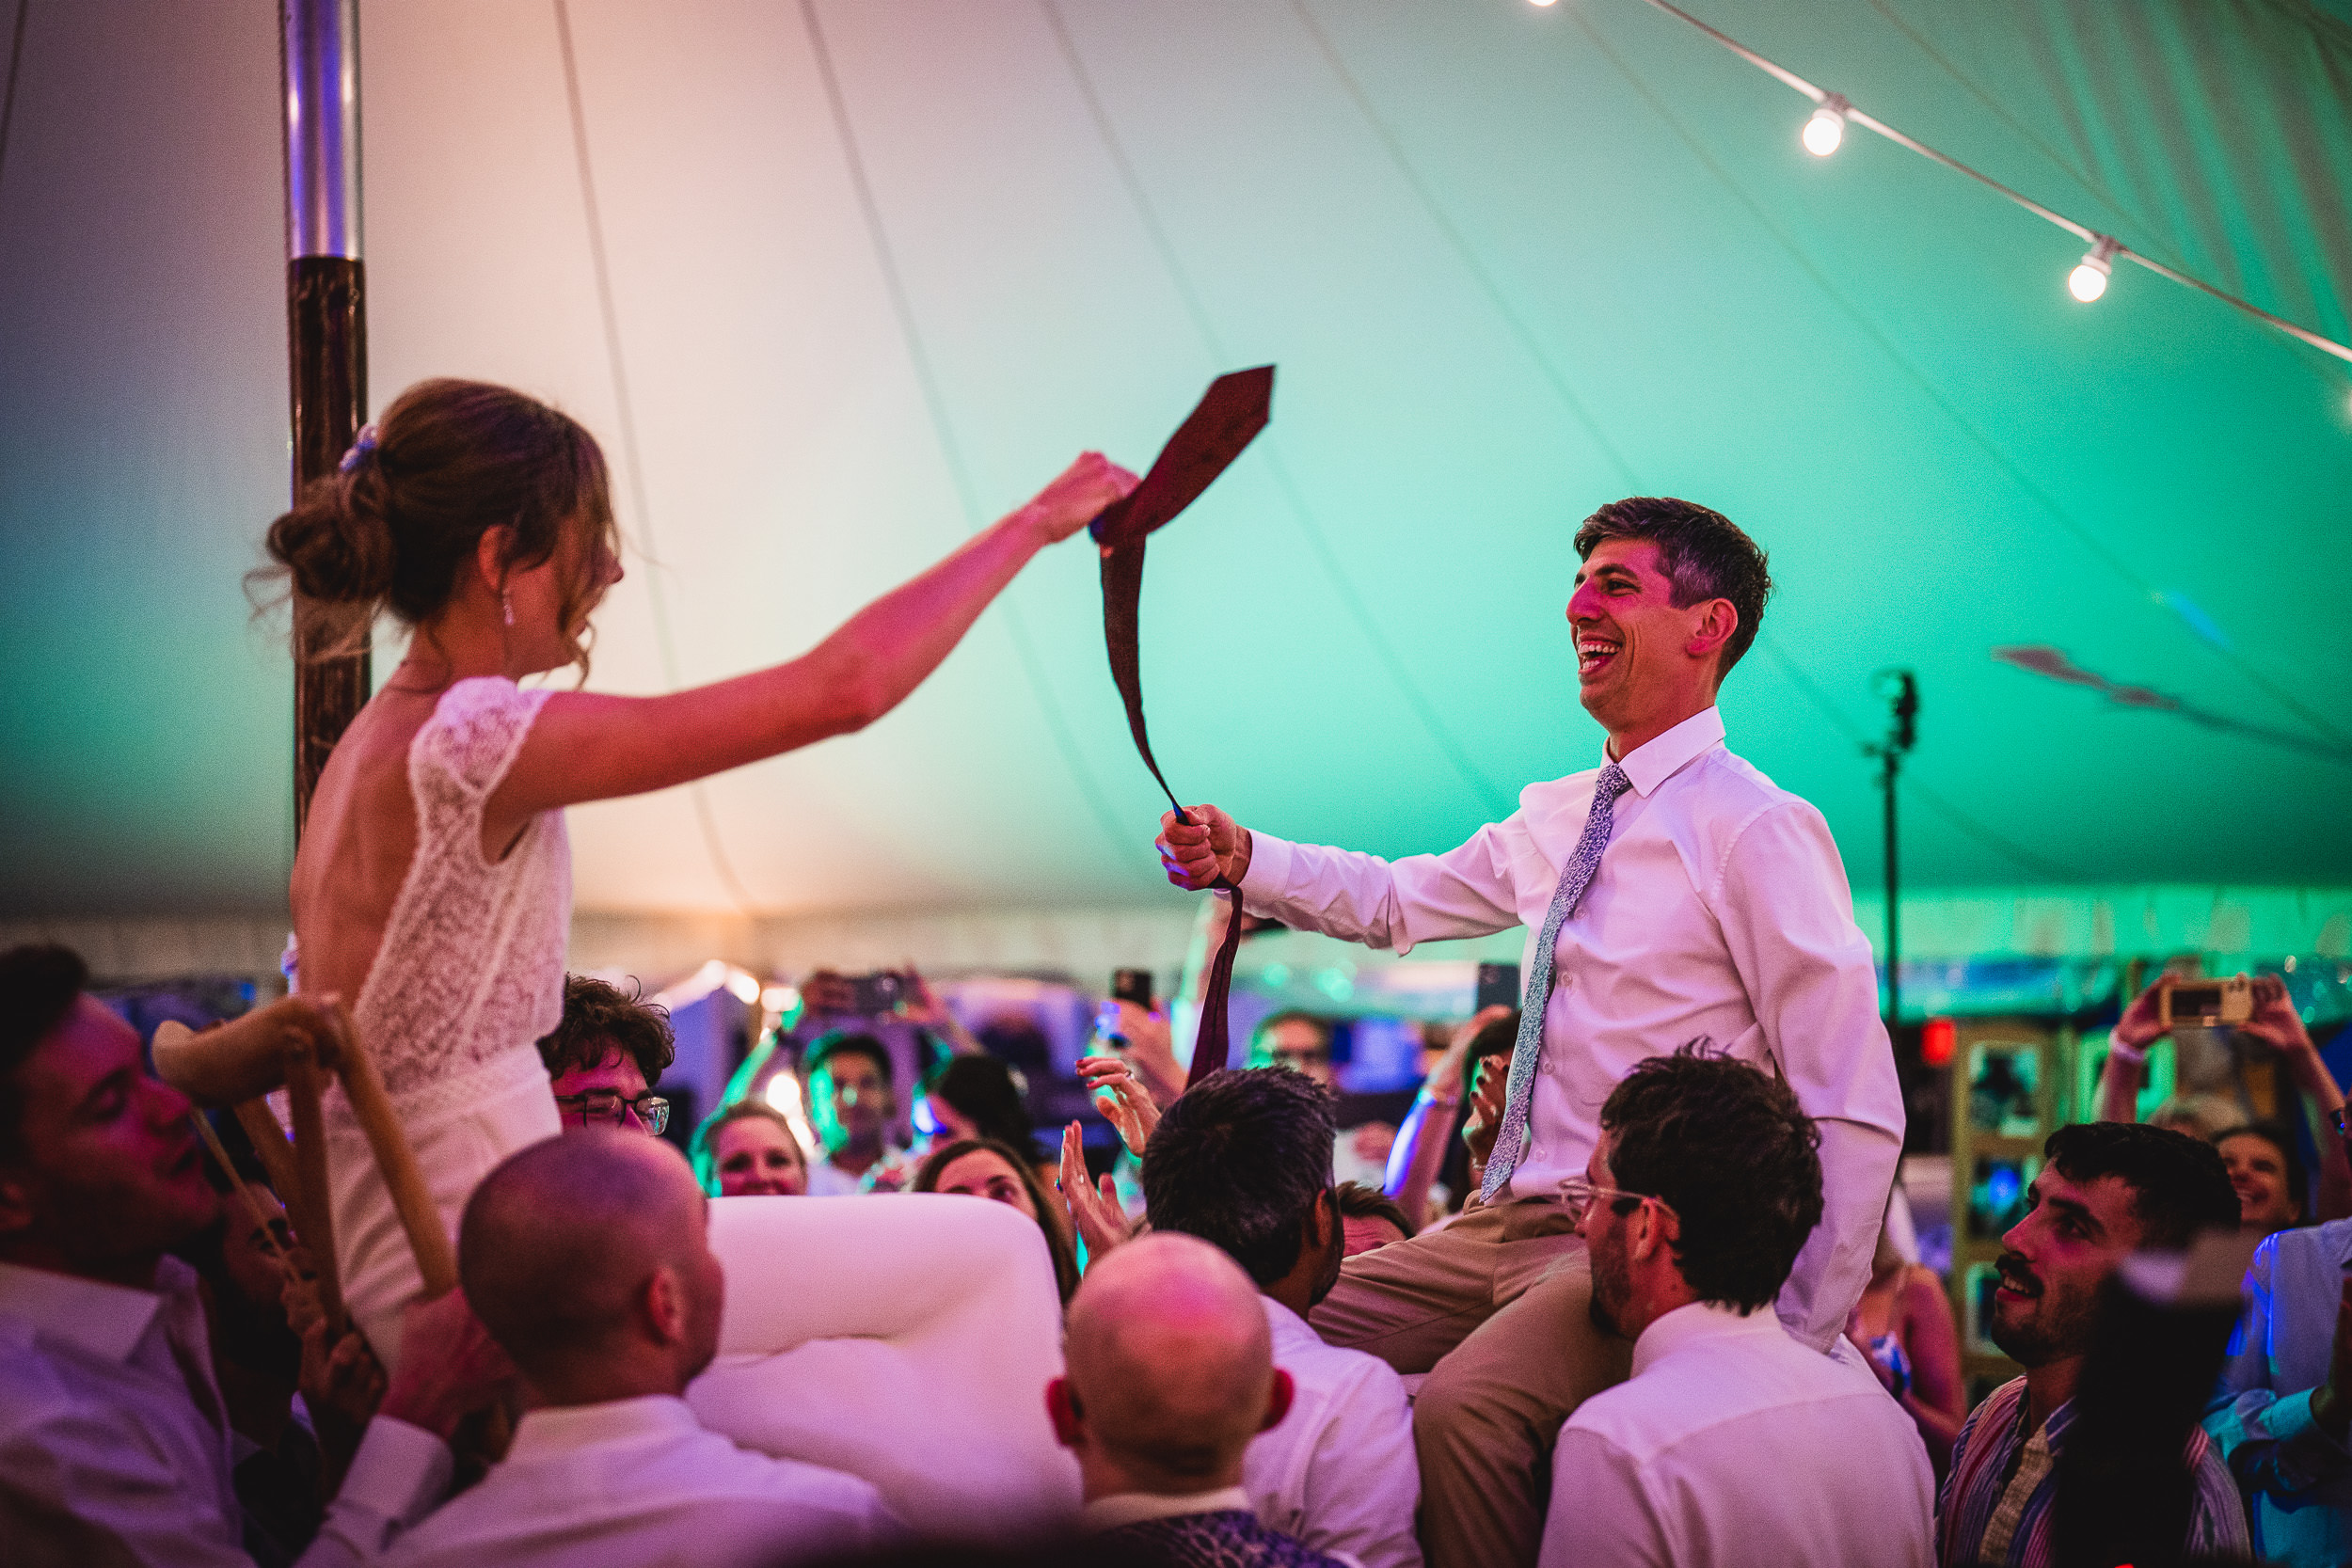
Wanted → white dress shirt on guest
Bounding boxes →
[0,1257,450,1567]
[1245,1298,1422,1568]
[1538,1301,1933,1568]
[379,1394,898,1568]
[1235,706,1903,1351]
[803,1146,917,1196]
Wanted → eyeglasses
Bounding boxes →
[554,1089,671,1135]
[1557,1176,1661,1227]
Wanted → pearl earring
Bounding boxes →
[502,590,515,626]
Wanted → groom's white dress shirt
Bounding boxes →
[1235,706,1904,1350]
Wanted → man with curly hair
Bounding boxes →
[535,974,676,1137]
[1540,1047,1933,1568]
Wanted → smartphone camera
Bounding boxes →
[845,971,906,1016]
[1111,968,1154,1009]
[2159,976,2253,1031]
[1475,962,1521,1013]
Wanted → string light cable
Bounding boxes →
[1602,0,2352,367]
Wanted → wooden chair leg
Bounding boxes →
[284,1053,347,1338]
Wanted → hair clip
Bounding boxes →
[338,423,381,474]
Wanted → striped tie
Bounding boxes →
[1480,761,1631,1202]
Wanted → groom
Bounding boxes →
[1157,497,1903,1568]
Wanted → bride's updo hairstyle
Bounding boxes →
[261,378,617,673]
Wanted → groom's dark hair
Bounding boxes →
[1575,497,1773,677]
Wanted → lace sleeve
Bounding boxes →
[409,677,552,836]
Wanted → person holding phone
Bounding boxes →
[266,377,1134,1363]
[2209,1172,2352,1566]
[2099,972,2351,1224]
[1155,498,1903,1568]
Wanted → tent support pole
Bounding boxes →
[283,0,368,835]
[1883,747,1900,1028]
[1867,671,1918,1034]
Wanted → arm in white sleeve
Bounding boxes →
[1238,821,1525,956]
[1537,1428,1670,1568]
[1711,801,1906,1353]
[295,1418,453,1568]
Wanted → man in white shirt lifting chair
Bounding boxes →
[1540,1045,1932,1568]
[1156,496,1905,1567]
[379,1130,898,1568]
[0,943,499,1568]
[1141,1065,1422,1568]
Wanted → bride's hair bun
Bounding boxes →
[251,379,616,673]
[264,462,397,604]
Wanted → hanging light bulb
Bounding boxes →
[1528,0,1559,8]
[2069,236,2119,303]
[1803,95,1849,157]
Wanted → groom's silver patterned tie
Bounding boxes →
[1480,761,1632,1202]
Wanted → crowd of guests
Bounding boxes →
[1,940,2344,1565]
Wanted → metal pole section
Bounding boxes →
[1883,749,1900,1029]
[1867,671,1918,1033]
[282,0,368,834]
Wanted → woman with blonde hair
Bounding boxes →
[265,377,1132,1362]
[691,1099,811,1198]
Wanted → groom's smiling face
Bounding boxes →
[1565,538,1728,736]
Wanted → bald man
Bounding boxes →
[380,1132,897,1568]
[1051,1233,1353,1567]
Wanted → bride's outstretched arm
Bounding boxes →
[490,452,1133,824]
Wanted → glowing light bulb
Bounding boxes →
[1803,102,1846,157]
[761,984,800,1013]
[726,969,762,1005]
[2070,236,2118,303]
[764,1074,803,1117]
[1528,0,1558,8]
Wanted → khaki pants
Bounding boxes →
[1309,1196,1633,1568]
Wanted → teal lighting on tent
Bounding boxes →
[2,2,2345,1006]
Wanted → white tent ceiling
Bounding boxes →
[3,0,2348,989]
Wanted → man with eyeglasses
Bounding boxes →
[1249,1013,1394,1193]
[1250,1013,1339,1089]
[536,974,675,1137]
[1539,1046,1933,1568]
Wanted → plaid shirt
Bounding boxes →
[1936,1377,2249,1566]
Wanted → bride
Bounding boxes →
[263,376,1134,1362]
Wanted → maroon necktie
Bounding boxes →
[1090,366,1273,1086]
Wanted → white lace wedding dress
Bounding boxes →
[311,676,569,1366]
[294,677,1083,1524]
